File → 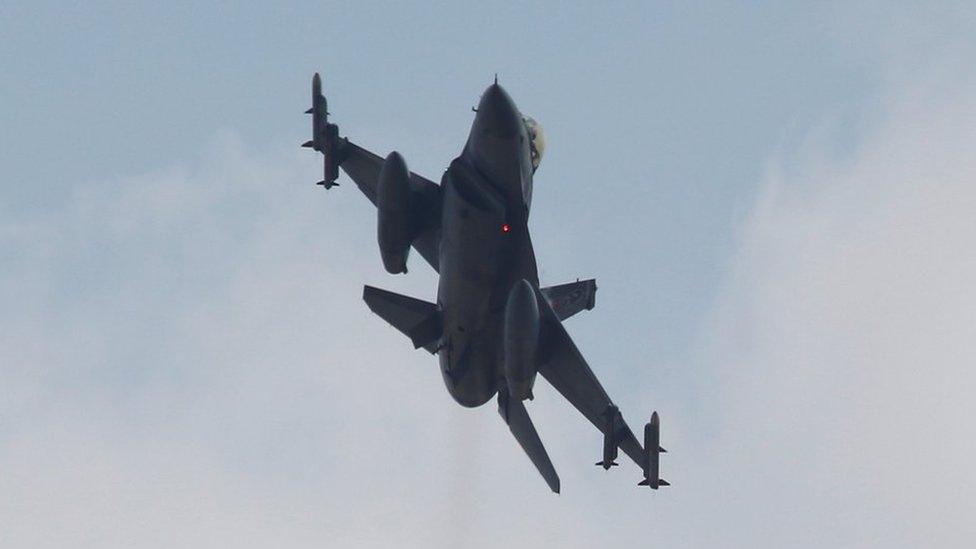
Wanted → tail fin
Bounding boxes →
[363,286,441,353]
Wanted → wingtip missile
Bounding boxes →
[639,410,668,489]
[305,71,344,188]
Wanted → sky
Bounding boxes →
[2,2,975,547]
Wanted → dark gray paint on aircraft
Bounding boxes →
[303,73,668,492]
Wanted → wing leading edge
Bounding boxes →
[338,141,442,273]
[534,286,645,468]
[304,74,441,272]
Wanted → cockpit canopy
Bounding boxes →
[523,116,546,171]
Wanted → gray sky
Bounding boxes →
[3,3,975,547]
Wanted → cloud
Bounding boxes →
[0,135,440,547]
[4,25,976,547]
[690,54,976,546]
[0,134,603,548]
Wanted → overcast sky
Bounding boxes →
[3,3,976,547]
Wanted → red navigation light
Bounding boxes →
[502,223,511,233]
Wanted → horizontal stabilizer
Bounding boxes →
[540,279,597,321]
[659,479,670,486]
[363,286,441,353]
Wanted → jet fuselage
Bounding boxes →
[436,84,538,407]
[305,73,665,492]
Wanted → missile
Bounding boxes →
[638,411,669,489]
[302,72,343,189]
[595,404,620,469]
[307,73,327,152]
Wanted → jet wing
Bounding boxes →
[303,73,441,272]
[534,287,645,468]
[339,141,442,272]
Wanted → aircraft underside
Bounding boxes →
[303,72,669,493]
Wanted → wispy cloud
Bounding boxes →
[691,51,976,547]
[3,20,976,547]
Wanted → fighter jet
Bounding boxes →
[302,73,668,492]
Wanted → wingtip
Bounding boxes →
[546,470,561,494]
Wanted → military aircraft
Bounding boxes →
[302,73,668,492]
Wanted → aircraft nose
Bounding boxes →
[475,83,520,138]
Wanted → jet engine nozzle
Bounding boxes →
[504,279,540,400]
[377,151,415,274]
